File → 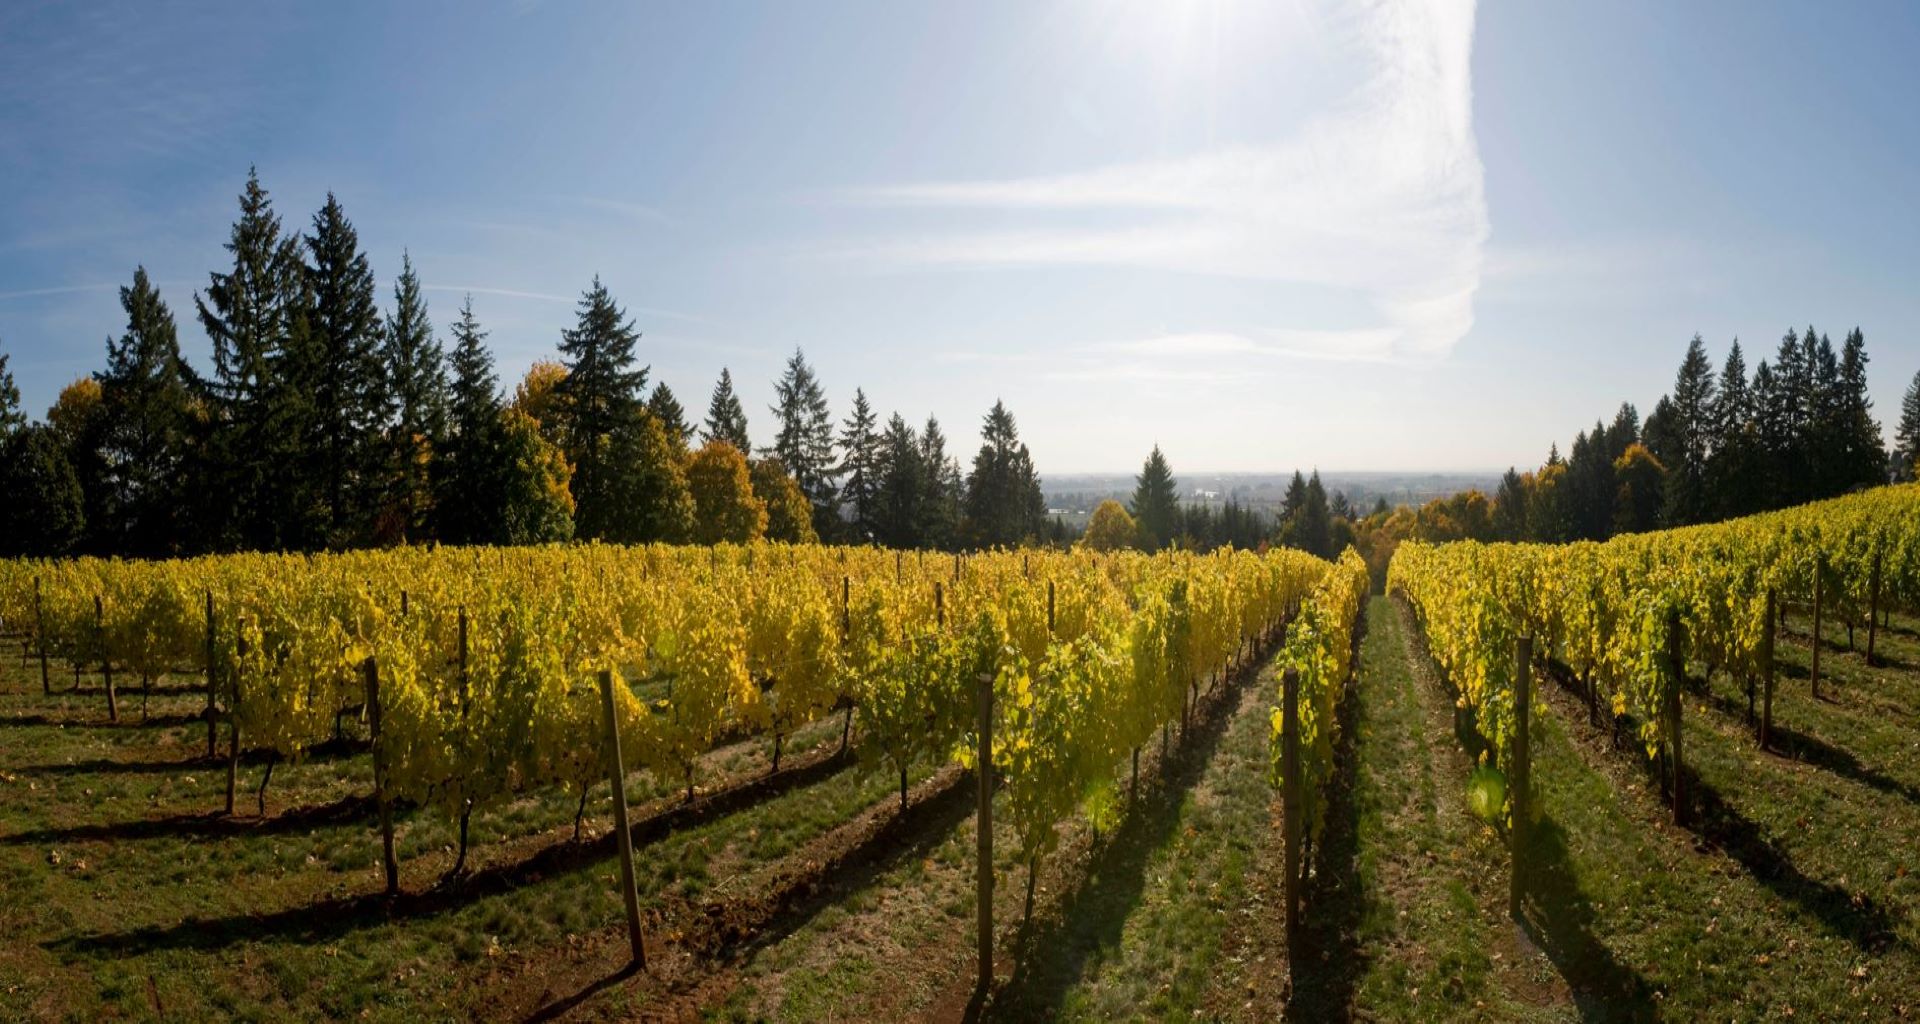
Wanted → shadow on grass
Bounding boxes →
[988,636,1280,1020]
[0,712,206,730]
[1,793,381,845]
[16,736,371,781]
[520,765,976,1021]
[1691,685,1920,808]
[1518,815,1658,1023]
[1288,625,1368,1021]
[46,747,857,957]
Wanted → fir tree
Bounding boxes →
[701,367,751,452]
[647,382,694,454]
[95,267,198,555]
[1660,333,1716,526]
[437,297,503,543]
[1128,445,1180,551]
[963,400,1044,547]
[0,425,85,556]
[1493,467,1528,540]
[555,276,649,540]
[1706,339,1761,519]
[837,388,882,541]
[380,251,447,542]
[0,346,24,437]
[917,415,963,550]
[872,413,925,548]
[1834,328,1884,490]
[1894,367,1920,482]
[766,347,838,539]
[194,168,303,550]
[294,192,388,547]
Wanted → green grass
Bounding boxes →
[0,650,925,1022]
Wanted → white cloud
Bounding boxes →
[832,0,1485,363]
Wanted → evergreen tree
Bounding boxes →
[47,377,110,554]
[1526,463,1572,542]
[1299,470,1332,557]
[1766,328,1813,506]
[1493,467,1528,540]
[293,193,388,547]
[1806,327,1844,498]
[1129,445,1180,551]
[195,168,303,550]
[1605,403,1640,460]
[963,400,1044,547]
[917,415,964,549]
[93,267,198,556]
[0,346,22,436]
[766,348,838,539]
[701,367,751,452]
[1896,368,1920,482]
[871,413,926,548]
[555,276,649,540]
[0,425,86,556]
[379,251,447,543]
[1705,340,1760,519]
[837,388,882,541]
[437,297,504,543]
[1659,334,1716,526]
[1565,422,1616,540]
[648,381,693,454]
[1834,328,1884,490]
[1281,471,1308,525]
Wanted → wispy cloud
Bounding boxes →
[562,196,674,226]
[829,0,1485,363]
[0,283,121,302]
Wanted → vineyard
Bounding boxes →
[3,487,1920,1020]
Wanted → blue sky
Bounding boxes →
[3,0,1917,472]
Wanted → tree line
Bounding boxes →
[1078,444,1363,560]
[1376,330,1919,551]
[0,170,1055,558]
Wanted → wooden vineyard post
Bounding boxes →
[366,657,398,896]
[935,582,945,629]
[227,616,246,815]
[599,669,648,969]
[1511,636,1533,920]
[1665,609,1688,827]
[1047,580,1055,636]
[95,595,116,722]
[1810,552,1824,699]
[1281,667,1302,948]
[975,670,995,993]
[840,576,854,754]
[33,577,50,696]
[1867,548,1883,667]
[1760,589,1777,751]
[204,591,218,758]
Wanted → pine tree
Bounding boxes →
[0,346,23,437]
[1806,327,1844,498]
[1706,339,1761,519]
[0,425,86,556]
[766,348,838,539]
[294,193,388,547]
[95,267,198,555]
[1834,328,1884,490]
[1493,467,1528,540]
[917,415,963,550]
[702,368,751,452]
[1129,445,1180,551]
[871,413,925,548]
[437,297,503,543]
[648,382,694,454]
[837,388,882,541]
[195,168,303,550]
[963,400,1044,547]
[1765,329,1811,507]
[1894,368,1920,482]
[1300,470,1332,557]
[556,276,649,540]
[380,252,447,542]
[1659,334,1716,526]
